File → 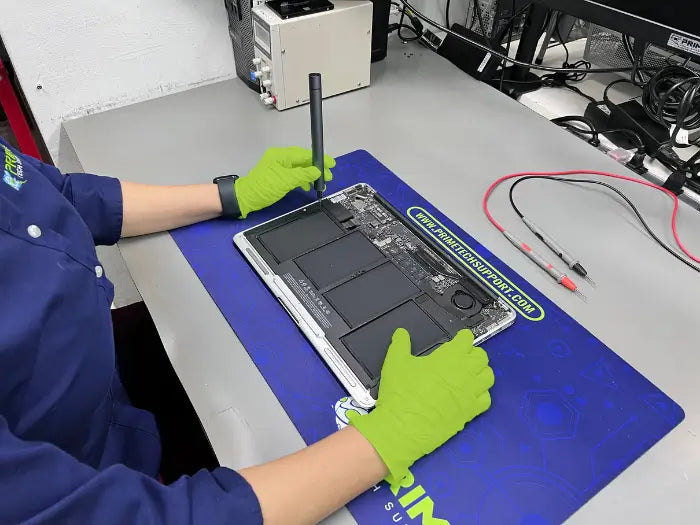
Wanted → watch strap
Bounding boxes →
[214,175,241,219]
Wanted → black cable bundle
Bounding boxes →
[551,116,646,152]
[499,12,595,100]
[603,65,700,192]
[396,0,664,75]
[389,1,423,42]
[641,65,700,147]
[534,14,594,100]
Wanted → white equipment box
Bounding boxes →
[250,1,372,110]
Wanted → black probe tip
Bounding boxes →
[573,262,597,288]
[572,263,587,277]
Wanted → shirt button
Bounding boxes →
[27,225,42,238]
[95,265,104,278]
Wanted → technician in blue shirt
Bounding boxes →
[0,137,495,524]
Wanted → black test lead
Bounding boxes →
[309,73,325,207]
[502,231,587,301]
[506,175,599,288]
[521,217,597,288]
[484,170,700,301]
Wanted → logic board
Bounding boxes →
[323,184,513,340]
[234,183,516,407]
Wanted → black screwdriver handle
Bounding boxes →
[309,73,324,197]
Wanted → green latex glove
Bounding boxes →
[350,328,494,484]
[235,146,336,218]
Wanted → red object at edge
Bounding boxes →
[0,57,41,160]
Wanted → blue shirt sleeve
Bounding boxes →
[56,172,123,245]
[0,138,122,245]
[0,414,262,525]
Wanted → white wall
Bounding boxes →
[420,0,468,29]
[0,0,236,161]
[0,0,466,161]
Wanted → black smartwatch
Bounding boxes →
[213,174,241,218]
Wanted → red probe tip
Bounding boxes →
[560,276,578,292]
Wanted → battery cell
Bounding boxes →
[295,231,385,289]
[258,211,343,262]
[341,301,447,380]
[324,262,419,327]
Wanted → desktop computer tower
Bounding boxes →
[370,0,391,62]
[224,0,264,91]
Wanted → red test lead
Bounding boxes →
[483,169,700,298]
[503,230,587,301]
[483,170,700,264]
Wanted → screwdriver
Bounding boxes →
[503,230,587,301]
[309,73,325,207]
[521,217,597,287]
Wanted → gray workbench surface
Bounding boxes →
[63,37,700,524]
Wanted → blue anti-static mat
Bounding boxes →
[171,150,684,524]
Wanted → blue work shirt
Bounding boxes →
[0,138,262,524]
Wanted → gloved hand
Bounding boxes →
[350,328,494,484]
[235,146,336,218]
